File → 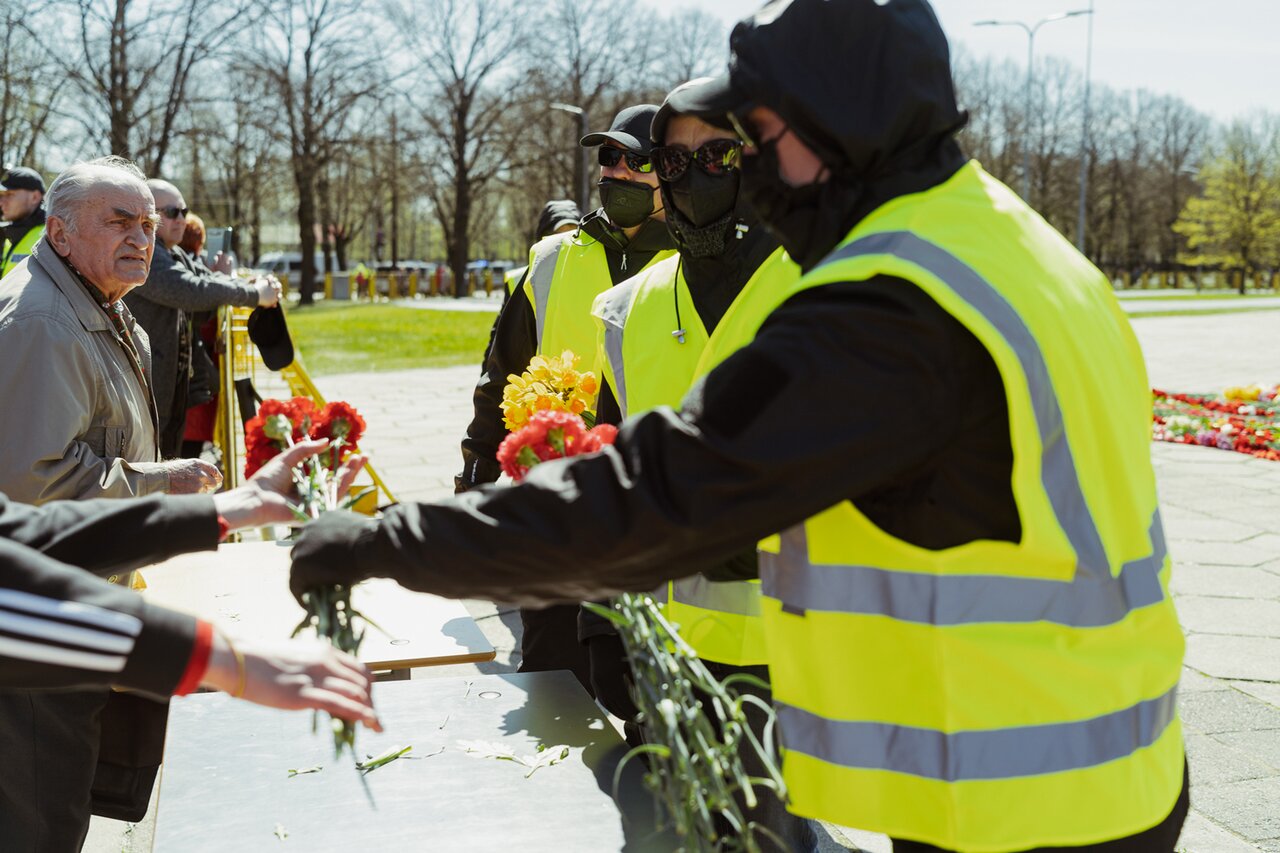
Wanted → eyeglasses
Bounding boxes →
[597,146,653,174]
[160,206,189,220]
[650,139,744,182]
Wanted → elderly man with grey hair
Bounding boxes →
[125,179,278,457]
[0,156,221,503]
[0,156,224,851]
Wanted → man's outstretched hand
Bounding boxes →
[289,510,378,603]
[212,440,366,530]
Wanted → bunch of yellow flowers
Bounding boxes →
[501,350,600,431]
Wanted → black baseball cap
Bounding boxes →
[580,104,661,155]
[247,304,294,371]
[535,200,582,239]
[0,166,45,193]
[651,77,744,144]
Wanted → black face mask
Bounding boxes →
[598,177,656,229]
[741,134,853,270]
[661,168,741,258]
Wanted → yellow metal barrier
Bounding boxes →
[214,304,398,514]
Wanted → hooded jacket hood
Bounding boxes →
[728,0,966,180]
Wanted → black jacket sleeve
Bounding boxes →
[135,244,259,312]
[346,276,1003,606]
[456,284,538,492]
[0,538,197,695]
[0,492,221,578]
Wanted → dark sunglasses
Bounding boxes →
[650,139,744,182]
[160,205,189,220]
[597,146,653,174]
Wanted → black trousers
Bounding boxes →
[892,759,1191,853]
[517,604,592,694]
[0,688,110,852]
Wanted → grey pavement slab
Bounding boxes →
[1191,777,1280,842]
[1178,689,1280,735]
[1184,733,1279,786]
[1177,810,1265,852]
[1186,635,1280,681]
[1176,596,1280,638]
[1233,682,1280,709]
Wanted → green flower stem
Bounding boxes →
[585,594,787,851]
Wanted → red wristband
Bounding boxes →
[216,516,231,542]
[173,619,215,696]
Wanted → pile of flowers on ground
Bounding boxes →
[1152,386,1280,461]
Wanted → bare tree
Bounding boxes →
[0,1,63,166]
[390,0,525,297]
[48,0,251,173]
[242,0,382,303]
[662,9,728,90]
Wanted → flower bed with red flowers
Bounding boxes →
[1152,388,1280,461]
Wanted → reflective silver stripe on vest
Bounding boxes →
[528,239,568,351]
[775,683,1177,781]
[761,511,1164,626]
[759,231,1167,627]
[594,279,639,419]
[671,575,761,617]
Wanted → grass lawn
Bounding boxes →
[286,302,494,375]
[1126,305,1280,319]
[1114,289,1279,300]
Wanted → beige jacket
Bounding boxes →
[0,237,168,503]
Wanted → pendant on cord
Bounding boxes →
[672,329,686,344]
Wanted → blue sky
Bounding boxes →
[649,0,1277,122]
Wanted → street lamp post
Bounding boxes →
[975,9,1091,203]
[550,102,591,216]
[1076,0,1095,254]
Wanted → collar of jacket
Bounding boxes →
[680,211,781,333]
[579,209,676,255]
[3,206,45,248]
[28,237,114,334]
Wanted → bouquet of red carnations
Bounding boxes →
[245,397,372,756]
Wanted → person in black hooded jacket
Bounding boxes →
[293,3,1189,850]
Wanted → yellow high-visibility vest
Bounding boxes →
[698,161,1185,852]
[2,224,44,278]
[593,247,798,665]
[523,229,674,373]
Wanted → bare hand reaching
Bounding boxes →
[254,276,282,307]
[165,458,223,494]
[201,633,382,731]
[212,439,368,530]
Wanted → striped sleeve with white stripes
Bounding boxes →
[0,587,142,674]
[0,538,196,695]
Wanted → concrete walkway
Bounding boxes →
[88,310,1280,851]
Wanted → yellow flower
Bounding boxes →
[500,350,600,432]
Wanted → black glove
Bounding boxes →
[587,633,640,721]
[289,510,380,602]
